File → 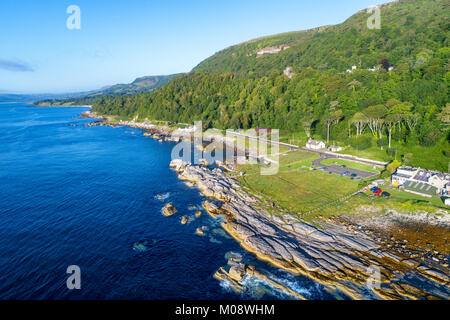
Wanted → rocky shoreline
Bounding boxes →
[82,112,274,165]
[170,159,449,300]
[84,112,449,300]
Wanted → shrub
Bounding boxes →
[386,148,398,158]
[419,125,441,146]
[386,159,402,174]
[350,136,373,150]
[443,149,450,158]
[377,138,388,148]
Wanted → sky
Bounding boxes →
[0,0,389,94]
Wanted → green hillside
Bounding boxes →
[92,0,449,171]
[193,0,448,77]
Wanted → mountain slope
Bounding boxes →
[90,74,181,97]
[35,74,181,106]
[193,0,448,77]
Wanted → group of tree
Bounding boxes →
[91,0,449,170]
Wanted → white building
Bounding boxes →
[392,167,418,186]
[392,167,450,197]
[429,174,449,193]
[346,65,357,73]
[177,125,198,133]
[373,179,387,187]
[328,145,343,152]
[445,198,450,206]
[306,139,326,150]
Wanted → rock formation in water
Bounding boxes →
[162,203,177,217]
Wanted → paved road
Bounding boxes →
[226,131,388,168]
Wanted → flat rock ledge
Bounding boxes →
[214,253,306,300]
[170,160,450,300]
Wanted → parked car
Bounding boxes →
[382,192,391,198]
[370,187,379,192]
[373,189,382,196]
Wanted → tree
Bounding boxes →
[347,80,362,91]
[388,103,414,134]
[363,105,387,138]
[302,116,315,138]
[351,112,368,136]
[437,104,450,125]
[405,113,420,132]
[384,113,397,148]
[324,102,344,143]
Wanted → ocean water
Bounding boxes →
[0,102,331,300]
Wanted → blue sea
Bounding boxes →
[0,102,331,300]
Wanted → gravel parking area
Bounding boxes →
[312,157,377,180]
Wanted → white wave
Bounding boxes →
[154,192,170,201]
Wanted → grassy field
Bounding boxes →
[339,143,450,172]
[237,149,447,221]
[387,189,448,209]
[279,129,449,173]
[336,146,391,162]
[279,131,309,147]
[238,150,360,215]
[320,158,380,174]
[278,150,319,169]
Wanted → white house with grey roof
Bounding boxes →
[306,139,326,150]
[392,167,450,197]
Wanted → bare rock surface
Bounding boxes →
[171,161,450,300]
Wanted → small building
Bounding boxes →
[306,139,326,150]
[255,128,272,134]
[177,125,198,133]
[429,174,449,194]
[445,198,450,206]
[346,65,357,73]
[392,167,418,186]
[372,179,386,187]
[328,145,343,152]
[392,166,450,197]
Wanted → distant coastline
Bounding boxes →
[34,104,92,108]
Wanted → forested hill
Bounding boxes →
[34,74,180,107]
[193,0,448,77]
[92,0,449,170]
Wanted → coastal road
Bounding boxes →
[225,131,388,168]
